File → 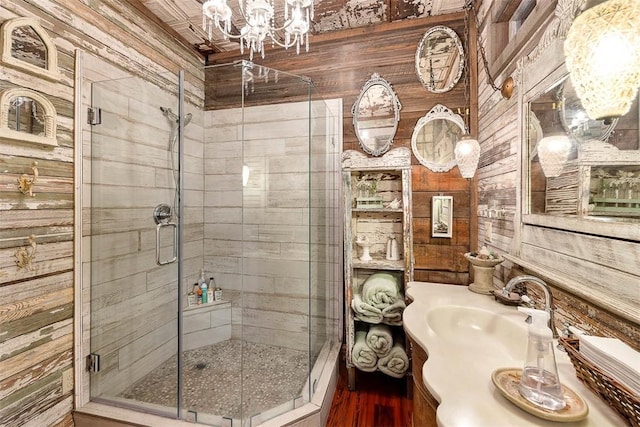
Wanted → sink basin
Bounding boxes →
[425,305,527,359]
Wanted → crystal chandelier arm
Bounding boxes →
[212,21,245,40]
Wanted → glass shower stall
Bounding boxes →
[87,62,341,426]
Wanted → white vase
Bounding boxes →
[386,236,400,261]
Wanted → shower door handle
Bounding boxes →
[156,222,177,265]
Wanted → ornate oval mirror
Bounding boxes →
[411,104,466,172]
[415,26,464,93]
[352,73,402,157]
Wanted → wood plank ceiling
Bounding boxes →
[140,0,466,58]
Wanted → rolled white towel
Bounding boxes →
[382,297,406,326]
[366,324,393,357]
[352,330,378,372]
[351,294,383,324]
[362,272,400,309]
[377,339,409,378]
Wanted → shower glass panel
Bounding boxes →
[89,71,182,418]
[200,61,339,424]
[89,63,339,426]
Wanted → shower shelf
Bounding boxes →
[184,300,228,312]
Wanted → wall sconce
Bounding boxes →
[537,134,572,178]
[565,0,640,121]
[454,135,480,179]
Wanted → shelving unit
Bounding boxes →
[342,147,413,390]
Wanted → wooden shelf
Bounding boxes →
[352,207,403,213]
[352,258,404,270]
[342,148,413,390]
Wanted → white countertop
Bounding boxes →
[403,281,624,427]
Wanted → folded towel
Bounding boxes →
[366,324,393,357]
[579,335,640,395]
[352,330,378,372]
[362,272,400,309]
[377,339,409,378]
[351,294,383,324]
[381,297,406,326]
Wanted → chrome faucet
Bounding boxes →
[504,275,559,338]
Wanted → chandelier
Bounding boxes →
[202,0,314,60]
[564,0,640,121]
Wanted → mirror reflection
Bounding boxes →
[352,73,401,156]
[11,25,47,70]
[559,78,618,144]
[411,104,466,172]
[528,77,640,218]
[8,96,46,136]
[432,195,453,238]
[415,26,464,93]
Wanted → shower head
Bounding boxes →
[161,106,192,127]
[161,106,179,122]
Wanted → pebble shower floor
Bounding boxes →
[118,340,309,419]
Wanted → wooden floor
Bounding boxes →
[326,361,413,427]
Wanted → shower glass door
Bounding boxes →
[89,71,182,418]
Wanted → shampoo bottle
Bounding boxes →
[517,307,565,410]
[198,270,207,303]
[207,277,215,303]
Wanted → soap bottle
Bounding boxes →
[194,283,202,304]
[207,277,215,303]
[517,307,565,410]
[198,269,207,303]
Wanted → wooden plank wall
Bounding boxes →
[475,0,639,350]
[206,12,478,285]
[0,1,203,426]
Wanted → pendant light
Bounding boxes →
[537,102,572,178]
[564,0,640,121]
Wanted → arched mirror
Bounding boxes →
[411,104,466,172]
[1,17,62,81]
[0,88,58,147]
[352,73,402,157]
[415,26,464,93]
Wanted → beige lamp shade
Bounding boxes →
[564,0,640,121]
[454,135,480,179]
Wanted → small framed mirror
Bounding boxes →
[0,17,62,81]
[432,195,453,238]
[411,104,466,172]
[352,73,402,157]
[415,25,464,93]
[0,88,58,147]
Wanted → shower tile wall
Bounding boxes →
[204,100,340,352]
[86,69,206,398]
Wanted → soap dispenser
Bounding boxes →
[517,307,566,410]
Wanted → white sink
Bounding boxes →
[425,305,527,359]
[403,282,621,427]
